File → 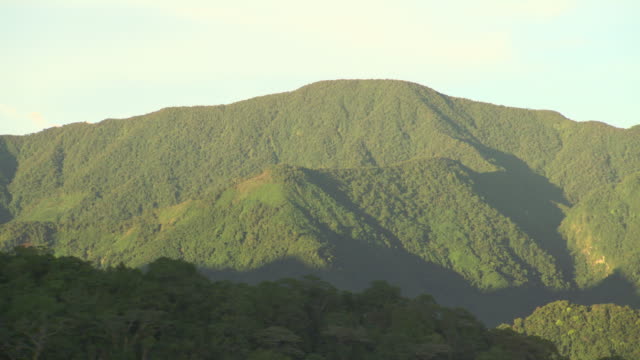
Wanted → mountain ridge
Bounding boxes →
[1,79,639,325]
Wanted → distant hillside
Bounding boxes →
[1,79,640,324]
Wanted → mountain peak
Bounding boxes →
[294,78,442,101]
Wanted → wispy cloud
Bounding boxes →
[28,112,47,128]
[455,0,570,19]
[27,0,574,72]
[140,1,517,69]
[0,104,20,120]
[513,0,576,18]
[0,104,50,133]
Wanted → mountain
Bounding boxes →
[1,79,640,324]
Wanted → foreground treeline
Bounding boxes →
[507,300,640,360]
[0,249,564,360]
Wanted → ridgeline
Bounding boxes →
[1,80,640,326]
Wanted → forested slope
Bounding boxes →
[561,171,640,287]
[1,79,639,302]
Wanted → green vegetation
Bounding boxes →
[561,171,640,287]
[0,160,567,291]
[327,158,565,290]
[0,79,639,295]
[0,248,566,360]
[508,300,640,360]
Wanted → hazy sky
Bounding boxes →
[2,0,639,135]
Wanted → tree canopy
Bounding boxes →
[0,249,566,360]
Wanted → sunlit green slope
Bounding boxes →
[0,79,639,291]
[0,161,565,290]
[560,171,640,288]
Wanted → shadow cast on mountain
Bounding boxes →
[199,234,640,327]
[461,271,640,326]
[461,141,575,282]
[198,140,639,327]
[0,138,18,224]
[303,168,406,250]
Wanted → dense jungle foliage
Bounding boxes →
[0,248,566,360]
[508,300,640,360]
[560,171,640,288]
[1,79,639,321]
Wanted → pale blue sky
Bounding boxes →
[2,0,639,135]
